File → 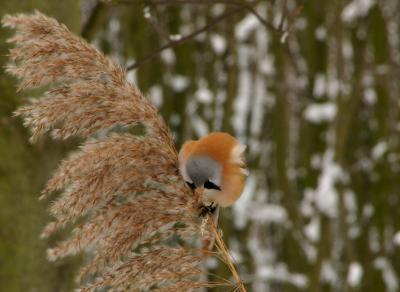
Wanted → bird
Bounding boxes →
[178,132,248,215]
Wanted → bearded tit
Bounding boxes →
[179,132,247,214]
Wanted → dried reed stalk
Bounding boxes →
[206,216,246,292]
[3,11,245,291]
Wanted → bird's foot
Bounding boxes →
[199,202,217,217]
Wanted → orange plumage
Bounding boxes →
[179,132,247,207]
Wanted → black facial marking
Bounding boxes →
[204,180,221,191]
[186,181,196,190]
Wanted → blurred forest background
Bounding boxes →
[1,0,400,291]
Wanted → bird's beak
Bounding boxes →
[195,187,205,196]
[194,187,204,196]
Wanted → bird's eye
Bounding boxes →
[204,180,221,190]
[186,181,196,190]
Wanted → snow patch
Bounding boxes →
[259,56,275,75]
[342,40,354,59]
[393,231,400,246]
[250,75,267,136]
[300,189,314,217]
[327,78,340,99]
[344,190,357,216]
[235,14,259,41]
[311,153,322,169]
[191,115,209,137]
[372,141,388,160]
[210,34,226,54]
[233,46,251,138]
[109,18,120,33]
[233,175,256,229]
[362,204,374,218]
[310,150,345,217]
[143,6,151,19]
[126,63,137,84]
[247,204,288,224]
[315,26,327,40]
[374,257,398,292]
[321,261,338,285]
[195,80,213,104]
[304,216,320,242]
[257,264,308,288]
[148,86,163,107]
[161,48,176,65]
[313,74,326,98]
[169,75,189,92]
[229,238,243,264]
[347,262,363,287]
[304,103,337,124]
[205,256,218,269]
[169,34,182,42]
[342,0,375,22]
[364,88,377,105]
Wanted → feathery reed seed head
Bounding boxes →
[3,11,244,291]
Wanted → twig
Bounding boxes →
[126,6,244,71]
[148,0,278,33]
[280,1,304,43]
[142,4,171,41]
[108,0,277,34]
[107,0,281,70]
[278,0,288,31]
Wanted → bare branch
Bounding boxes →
[81,1,107,40]
[278,0,288,32]
[107,0,277,33]
[126,6,244,71]
[104,0,281,70]
[148,0,278,32]
[280,1,304,43]
[142,4,171,41]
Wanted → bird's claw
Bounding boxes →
[199,202,217,217]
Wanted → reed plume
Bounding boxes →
[3,11,244,291]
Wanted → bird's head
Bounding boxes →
[184,154,223,191]
[178,132,247,202]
